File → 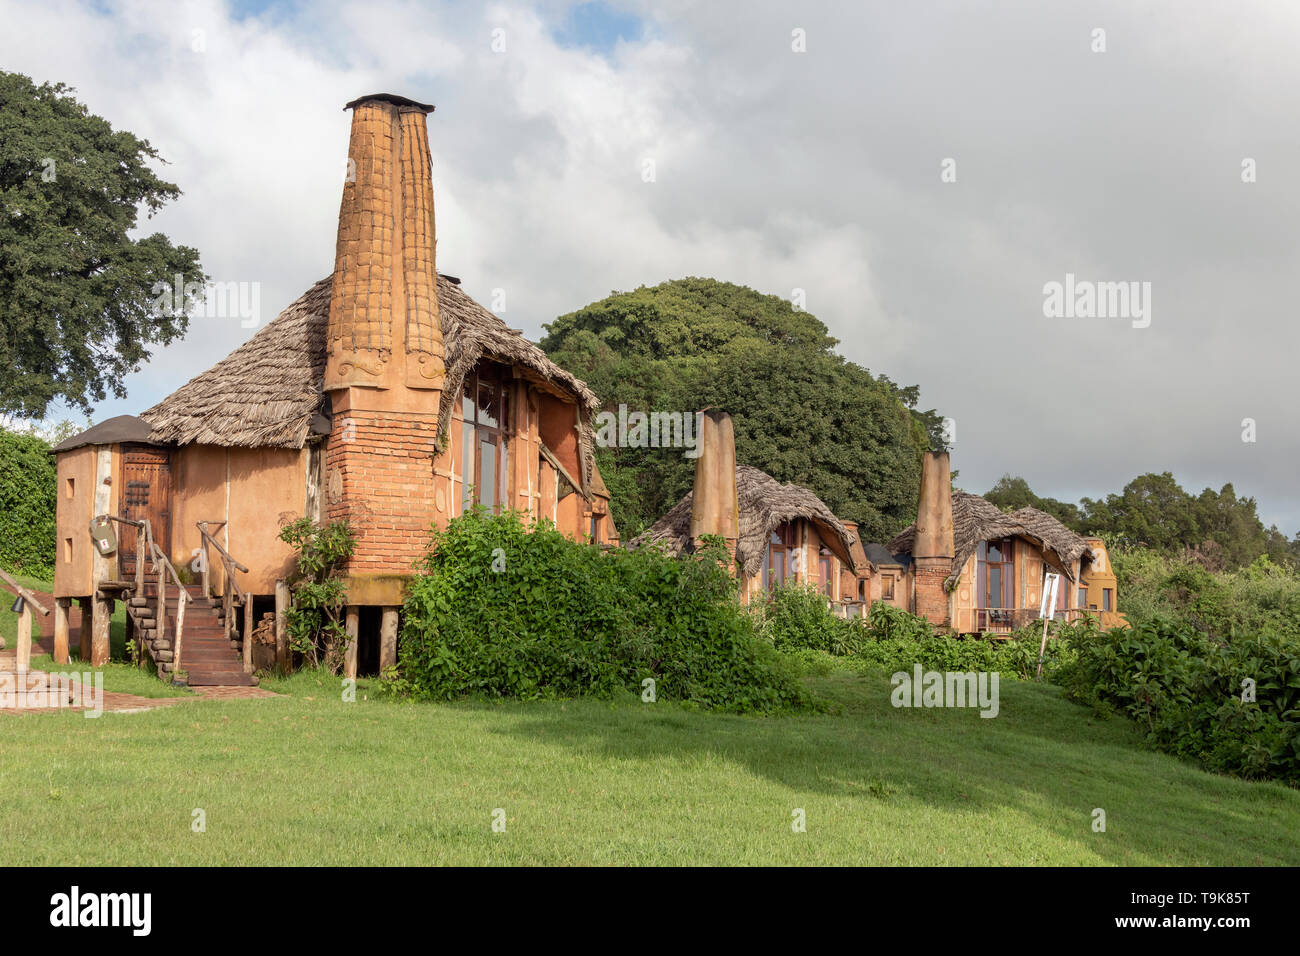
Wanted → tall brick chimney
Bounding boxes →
[323,94,448,608]
[912,451,954,628]
[689,410,739,566]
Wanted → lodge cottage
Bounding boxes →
[631,410,874,613]
[50,93,617,684]
[637,442,1122,634]
[884,452,1124,633]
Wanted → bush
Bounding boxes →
[391,510,814,714]
[278,518,356,673]
[1058,618,1300,785]
[0,427,56,578]
[757,583,865,655]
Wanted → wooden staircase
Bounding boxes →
[129,583,257,687]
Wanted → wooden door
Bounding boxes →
[119,444,173,579]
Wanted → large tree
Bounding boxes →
[542,277,941,541]
[0,72,205,418]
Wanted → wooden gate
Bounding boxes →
[118,444,172,579]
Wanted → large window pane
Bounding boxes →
[479,438,496,511]
[478,382,499,428]
[461,420,474,513]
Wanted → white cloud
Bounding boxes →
[4,0,1298,533]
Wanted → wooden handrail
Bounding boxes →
[138,517,188,676]
[197,522,250,573]
[197,521,250,647]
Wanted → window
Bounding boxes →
[1102,588,1113,612]
[763,524,798,591]
[1078,587,1088,607]
[460,363,512,514]
[881,575,895,600]
[977,538,1014,608]
[64,538,72,563]
[818,547,834,597]
[589,513,602,543]
[857,579,867,603]
[65,477,75,499]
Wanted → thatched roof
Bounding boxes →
[140,275,599,483]
[888,490,1094,588]
[629,465,858,577]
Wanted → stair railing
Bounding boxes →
[197,521,250,644]
[141,518,188,675]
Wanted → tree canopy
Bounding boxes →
[541,277,942,541]
[986,472,1298,570]
[0,71,205,418]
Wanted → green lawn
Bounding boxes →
[1,664,1296,865]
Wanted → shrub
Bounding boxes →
[391,510,814,713]
[757,583,865,655]
[278,518,356,673]
[1058,618,1300,785]
[0,427,56,578]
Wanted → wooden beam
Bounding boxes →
[343,606,359,680]
[53,598,70,664]
[243,597,254,674]
[274,580,290,672]
[15,603,32,672]
[91,596,111,667]
[0,567,50,616]
[379,606,398,673]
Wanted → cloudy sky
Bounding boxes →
[4,0,1298,532]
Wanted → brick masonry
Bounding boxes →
[325,410,443,576]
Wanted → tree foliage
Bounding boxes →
[0,71,205,418]
[541,277,941,541]
[0,426,57,578]
[986,472,1298,571]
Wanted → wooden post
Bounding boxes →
[91,595,111,667]
[156,566,167,651]
[223,581,234,643]
[173,592,186,673]
[78,597,92,661]
[274,580,290,672]
[243,597,255,674]
[53,598,70,665]
[344,606,360,680]
[15,602,32,673]
[379,606,398,673]
[200,529,211,598]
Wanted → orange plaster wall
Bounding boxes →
[171,444,305,594]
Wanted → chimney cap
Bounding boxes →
[343,93,435,114]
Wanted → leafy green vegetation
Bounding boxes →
[279,517,356,673]
[988,472,1299,571]
[0,72,206,418]
[541,277,942,540]
[0,427,57,578]
[1,668,1295,865]
[391,510,812,713]
[1058,619,1299,785]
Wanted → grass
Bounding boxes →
[1,664,1297,865]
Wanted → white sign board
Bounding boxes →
[1039,572,1060,620]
